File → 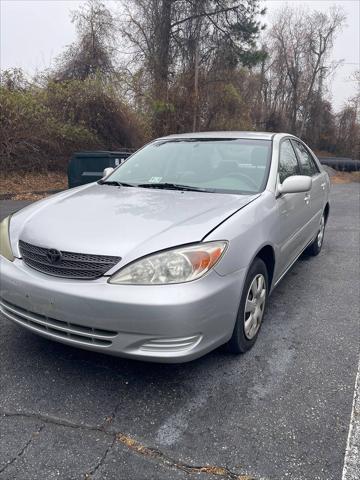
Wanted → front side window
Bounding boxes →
[105,139,272,194]
[292,141,319,176]
[279,139,300,183]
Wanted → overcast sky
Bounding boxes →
[1,0,359,111]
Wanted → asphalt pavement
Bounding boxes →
[0,183,359,480]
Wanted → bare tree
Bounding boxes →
[54,0,118,81]
[263,6,345,136]
[120,0,266,135]
[299,7,346,136]
[335,70,360,158]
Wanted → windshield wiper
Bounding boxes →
[99,180,214,192]
[137,183,213,192]
[98,180,135,187]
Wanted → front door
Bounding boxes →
[275,139,312,276]
[291,140,327,241]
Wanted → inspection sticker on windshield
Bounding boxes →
[149,177,163,183]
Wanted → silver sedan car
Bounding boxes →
[0,132,330,362]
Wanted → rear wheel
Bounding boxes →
[306,212,326,256]
[227,258,268,354]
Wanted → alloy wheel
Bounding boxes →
[244,274,266,340]
[317,214,325,248]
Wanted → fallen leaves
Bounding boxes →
[331,171,360,184]
[0,172,67,200]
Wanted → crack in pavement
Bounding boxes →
[1,410,103,434]
[101,394,124,431]
[0,424,44,474]
[83,393,126,479]
[84,434,117,480]
[1,410,253,480]
[116,433,253,480]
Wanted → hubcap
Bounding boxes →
[317,215,325,248]
[244,274,266,340]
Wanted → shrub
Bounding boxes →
[0,86,99,171]
[0,71,146,172]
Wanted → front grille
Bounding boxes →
[0,298,117,347]
[19,240,121,280]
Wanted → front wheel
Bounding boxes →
[227,258,268,354]
[306,213,326,256]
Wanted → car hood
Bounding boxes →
[11,183,258,267]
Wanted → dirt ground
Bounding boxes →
[0,172,67,201]
[330,170,360,184]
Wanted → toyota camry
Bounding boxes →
[0,132,330,362]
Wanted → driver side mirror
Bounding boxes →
[102,167,114,178]
[278,175,312,195]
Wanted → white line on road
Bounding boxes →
[342,352,360,480]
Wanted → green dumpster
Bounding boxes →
[67,150,134,188]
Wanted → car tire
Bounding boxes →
[306,213,326,256]
[227,258,268,354]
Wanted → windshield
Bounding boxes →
[105,139,272,194]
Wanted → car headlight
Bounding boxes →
[109,241,227,285]
[0,215,15,262]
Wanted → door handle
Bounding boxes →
[321,182,326,190]
[304,193,311,205]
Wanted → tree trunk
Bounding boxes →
[192,42,200,132]
[152,0,173,136]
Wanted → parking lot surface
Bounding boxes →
[0,183,359,480]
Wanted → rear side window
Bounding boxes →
[279,139,300,183]
[292,141,319,176]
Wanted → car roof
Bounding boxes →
[157,131,278,141]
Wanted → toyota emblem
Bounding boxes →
[46,248,62,264]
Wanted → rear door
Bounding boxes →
[275,139,311,275]
[291,140,326,242]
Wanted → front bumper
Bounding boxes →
[0,257,246,362]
